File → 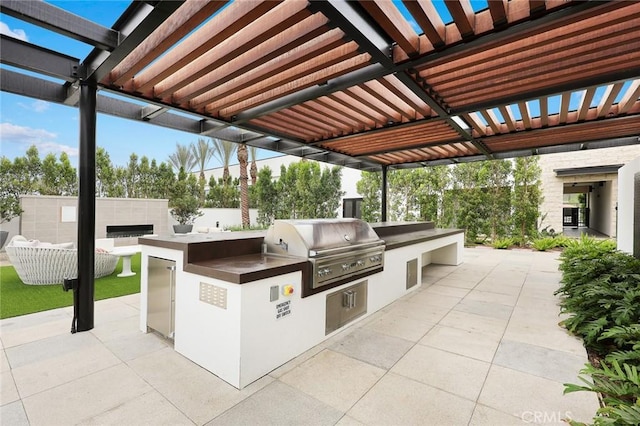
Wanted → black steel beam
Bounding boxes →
[233,0,607,125]
[232,63,388,124]
[0,35,80,82]
[76,80,97,333]
[308,0,393,67]
[0,69,67,102]
[81,0,183,84]
[454,70,640,115]
[393,72,493,157]
[0,0,119,51]
[381,165,388,221]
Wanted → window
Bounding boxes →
[343,198,362,219]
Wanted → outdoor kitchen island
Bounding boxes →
[138,220,463,389]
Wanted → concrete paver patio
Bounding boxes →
[0,247,598,425]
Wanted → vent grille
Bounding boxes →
[199,282,227,309]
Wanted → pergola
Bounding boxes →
[1,0,639,331]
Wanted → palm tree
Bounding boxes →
[237,143,250,228]
[249,146,258,185]
[192,138,216,181]
[212,139,237,184]
[168,143,196,172]
[192,138,216,204]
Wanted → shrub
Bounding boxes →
[557,236,640,425]
[531,236,557,251]
[492,237,513,249]
[564,361,640,426]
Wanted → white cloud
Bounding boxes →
[0,22,28,41]
[31,100,50,113]
[0,122,78,157]
[18,100,51,113]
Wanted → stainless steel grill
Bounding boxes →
[264,219,385,295]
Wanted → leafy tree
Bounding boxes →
[356,171,382,222]
[169,167,202,224]
[0,157,24,223]
[95,147,115,197]
[168,142,196,172]
[449,162,491,243]
[151,161,175,199]
[316,164,344,218]
[290,161,343,219]
[39,152,77,195]
[484,159,512,240]
[109,166,127,198]
[512,156,542,244]
[137,156,152,198]
[125,153,140,198]
[23,145,42,194]
[388,169,420,221]
[58,152,77,196]
[255,166,277,226]
[206,176,239,208]
[415,165,450,225]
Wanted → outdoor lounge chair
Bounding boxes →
[5,236,118,285]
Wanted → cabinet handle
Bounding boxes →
[342,290,357,309]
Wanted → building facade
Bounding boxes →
[538,145,640,238]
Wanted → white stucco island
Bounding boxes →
[138,221,464,389]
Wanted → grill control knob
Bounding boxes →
[318,268,332,277]
[356,260,365,267]
[342,263,349,271]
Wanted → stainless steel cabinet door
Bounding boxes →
[147,256,176,338]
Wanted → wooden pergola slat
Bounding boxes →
[597,82,624,118]
[358,0,419,57]
[107,0,227,87]
[401,0,446,48]
[617,79,640,114]
[130,1,279,94]
[577,87,597,121]
[445,0,476,38]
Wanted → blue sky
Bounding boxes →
[0,1,627,169]
[0,1,275,169]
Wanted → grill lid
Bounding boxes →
[265,219,383,257]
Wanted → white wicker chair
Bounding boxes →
[5,238,118,285]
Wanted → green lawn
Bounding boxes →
[0,253,141,319]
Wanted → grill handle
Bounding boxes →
[309,241,384,258]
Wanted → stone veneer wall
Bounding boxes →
[18,196,169,246]
[538,145,640,237]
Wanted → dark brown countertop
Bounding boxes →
[140,231,309,284]
[379,228,464,250]
[185,253,309,284]
[139,224,462,284]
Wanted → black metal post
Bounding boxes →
[381,165,387,222]
[76,80,97,332]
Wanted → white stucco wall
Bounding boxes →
[617,156,640,254]
[170,208,259,230]
[590,181,614,236]
[538,145,640,236]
